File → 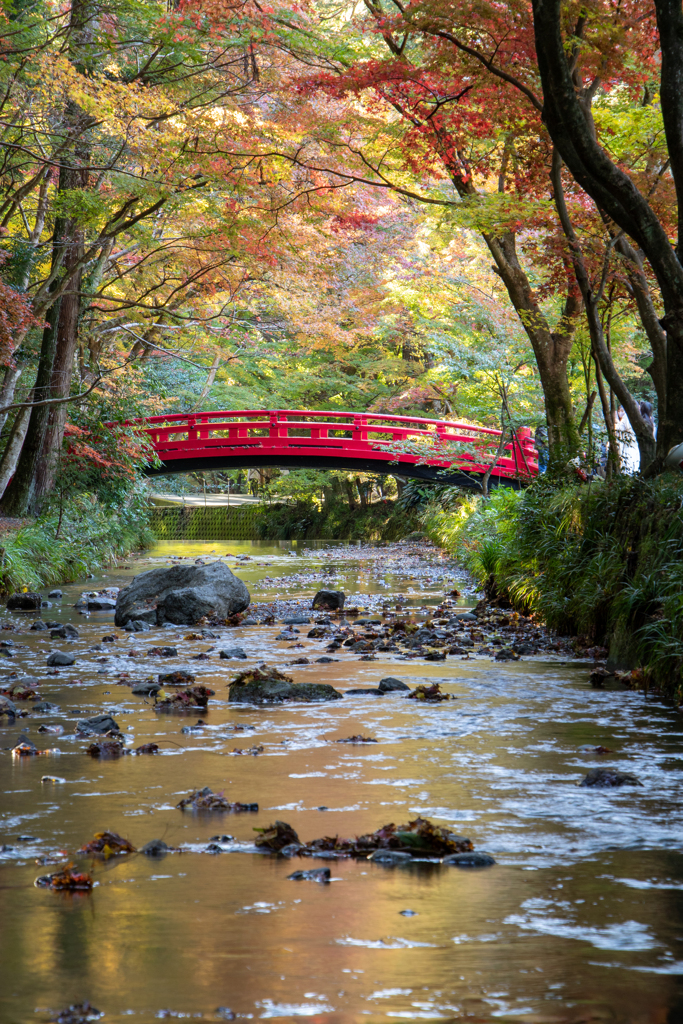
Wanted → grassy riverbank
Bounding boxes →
[0,494,153,595]
[422,476,683,700]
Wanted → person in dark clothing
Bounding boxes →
[640,401,656,438]
[534,425,548,474]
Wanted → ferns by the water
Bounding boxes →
[421,476,683,697]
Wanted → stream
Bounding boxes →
[1,539,683,1024]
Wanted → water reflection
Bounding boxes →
[0,541,682,1023]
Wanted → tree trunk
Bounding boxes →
[484,229,581,460]
[1,295,62,515]
[0,365,22,437]
[0,391,34,501]
[550,151,657,471]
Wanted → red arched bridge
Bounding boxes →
[127,410,538,490]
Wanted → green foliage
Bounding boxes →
[0,493,152,595]
[422,476,683,698]
[253,498,417,542]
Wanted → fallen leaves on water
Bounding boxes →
[177,786,258,812]
[334,735,378,744]
[155,685,214,710]
[80,830,136,857]
[407,683,454,702]
[35,863,94,891]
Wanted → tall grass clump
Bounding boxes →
[0,492,153,594]
[422,476,683,699]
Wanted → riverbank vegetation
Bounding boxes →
[423,478,683,700]
[0,493,153,595]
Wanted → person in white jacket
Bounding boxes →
[614,407,640,474]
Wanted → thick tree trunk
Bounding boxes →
[484,229,581,460]
[531,0,683,465]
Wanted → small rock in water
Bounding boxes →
[312,589,345,611]
[48,589,63,599]
[494,648,519,661]
[77,714,120,735]
[335,735,377,744]
[30,621,49,631]
[346,687,383,696]
[181,719,207,734]
[442,852,496,867]
[399,909,418,916]
[580,767,642,788]
[50,1002,102,1023]
[254,820,300,852]
[158,669,195,685]
[219,647,248,660]
[378,677,410,692]
[367,849,413,864]
[41,775,66,784]
[281,616,310,625]
[123,619,152,632]
[287,868,331,883]
[141,839,172,856]
[6,592,41,611]
[46,650,76,667]
[50,624,79,640]
[315,656,337,663]
[131,681,161,696]
[215,1009,236,1021]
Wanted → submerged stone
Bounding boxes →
[442,851,496,867]
[580,767,642,788]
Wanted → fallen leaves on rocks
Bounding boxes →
[35,864,94,891]
[86,739,127,758]
[155,685,214,710]
[407,683,454,702]
[80,830,136,857]
[176,786,258,812]
[254,816,474,859]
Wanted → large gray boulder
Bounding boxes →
[115,561,250,627]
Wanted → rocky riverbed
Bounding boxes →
[1,539,682,1024]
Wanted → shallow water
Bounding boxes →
[1,541,683,1024]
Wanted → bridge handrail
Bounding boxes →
[110,408,537,478]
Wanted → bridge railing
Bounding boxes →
[124,409,537,479]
